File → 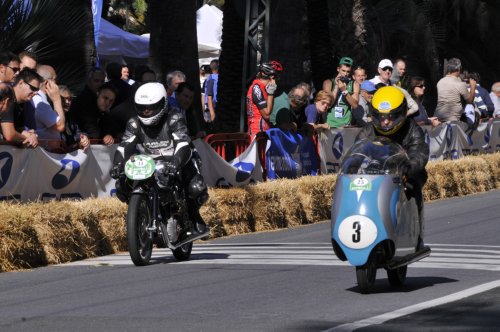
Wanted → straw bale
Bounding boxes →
[247,181,287,231]
[0,202,46,271]
[28,200,88,264]
[479,153,500,188]
[452,157,492,195]
[204,187,254,236]
[424,160,458,200]
[74,198,128,253]
[296,174,337,221]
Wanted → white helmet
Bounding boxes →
[134,82,167,126]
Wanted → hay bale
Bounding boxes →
[29,200,88,264]
[425,160,459,200]
[205,187,254,236]
[247,183,287,232]
[479,153,500,188]
[452,157,492,195]
[75,198,128,253]
[0,202,46,272]
[296,174,336,221]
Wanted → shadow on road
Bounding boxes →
[346,276,458,294]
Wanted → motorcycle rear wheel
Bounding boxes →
[387,266,408,286]
[127,195,153,266]
[172,242,192,261]
[356,257,377,294]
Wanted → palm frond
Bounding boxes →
[0,0,95,91]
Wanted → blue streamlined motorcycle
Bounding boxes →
[123,155,209,266]
[331,137,431,293]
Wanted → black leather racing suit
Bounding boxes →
[355,118,429,219]
[113,106,208,228]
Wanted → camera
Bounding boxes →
[339,76,351,84]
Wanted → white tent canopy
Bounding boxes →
[97,4,222,63]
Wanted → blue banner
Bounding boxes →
[265,129,319,180]
[92,0,103,65]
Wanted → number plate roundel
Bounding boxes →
[338,215,378,249]
[124,155,155,180]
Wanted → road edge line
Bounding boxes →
[325,279,500,331]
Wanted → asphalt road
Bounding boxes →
[0,190,499,332]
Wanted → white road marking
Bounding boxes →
[60,243,500,271]
[325,279,500,331]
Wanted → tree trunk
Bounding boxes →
[148,0,202,115]
[269,0,307,93]
[216,0,246,133]
[306,0,334,91]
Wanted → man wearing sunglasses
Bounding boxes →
[0,51,21,84]
[0,68,43,148]
[355,86,429,229]
[369,59,394,87]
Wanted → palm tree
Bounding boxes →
[216,0,245,133]
[0,0,95,90]
[148,0,202,114]
[269,0,308,92]
[306,0,334,91]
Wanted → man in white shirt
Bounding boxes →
[490,82,500,118]
[31,65,65,139]
[370,59,393,86]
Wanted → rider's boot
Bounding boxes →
[188,206,208,235]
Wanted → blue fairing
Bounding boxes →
[332,175,389,266]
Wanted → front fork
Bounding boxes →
[146,189,159,239]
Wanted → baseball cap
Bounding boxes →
[339,57,353,66]
[378,59,393,69]
[360,81,377,93]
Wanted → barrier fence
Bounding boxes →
[1,120,499,201]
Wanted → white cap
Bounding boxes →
[378,59,393,69]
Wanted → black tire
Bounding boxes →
[127,195,153,266]
[387,266,407,286]
[356,258,377,294]
[172,242,192,261]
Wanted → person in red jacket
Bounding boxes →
[246,60,283,139]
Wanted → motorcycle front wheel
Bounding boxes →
[356,256,377,294]
[127,195,153,266]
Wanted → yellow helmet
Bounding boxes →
[370,86,407,135]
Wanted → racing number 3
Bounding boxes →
[352,221,361,243]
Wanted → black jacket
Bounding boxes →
[355,118,429,186]
[114,106,192,168]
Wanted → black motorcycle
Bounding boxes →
[122,155,209,266]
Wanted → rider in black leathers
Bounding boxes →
[355,86,429,222]
[110,82,208,234]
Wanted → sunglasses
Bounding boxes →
[415,84,425,88]
[8,66,20,73]
[25,81,39,92]
[61,96,73,103]
[372,111,401,121]
[381,67,393,72]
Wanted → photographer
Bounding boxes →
[322,57,360,128]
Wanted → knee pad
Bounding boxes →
[187,174,208,201]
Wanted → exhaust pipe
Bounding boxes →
[387,246,431,270]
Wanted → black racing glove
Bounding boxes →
[110,162,123,179]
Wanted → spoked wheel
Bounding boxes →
[127,195,153,266]
[172,242,192,261]
[387,266,408,286]
[356,257,377,294]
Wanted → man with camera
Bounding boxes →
[322,57,360,128]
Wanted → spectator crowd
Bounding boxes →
[1,49,499,152]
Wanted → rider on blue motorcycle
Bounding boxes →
[110,82,208,234]
[355,86,429,222]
